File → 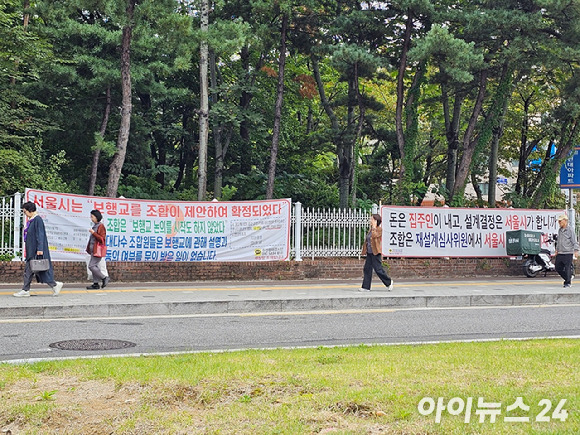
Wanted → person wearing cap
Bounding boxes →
[555,214,579,288]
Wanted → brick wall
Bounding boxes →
[0,257,529,283]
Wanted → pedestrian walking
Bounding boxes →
[555,213,579,288]
[86,209,110,289]
[13,201,64,297]
[360,213,394,292]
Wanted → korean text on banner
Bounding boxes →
[382,206,562,258]
[25,189,291,262]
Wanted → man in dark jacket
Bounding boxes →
[555,213,579,288]
[13,201,64,297]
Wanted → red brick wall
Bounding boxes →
[0,257,527,283]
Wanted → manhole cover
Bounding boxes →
[49,339,136,351]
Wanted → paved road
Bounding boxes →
[1,277,579,363]
[1,304,579,363]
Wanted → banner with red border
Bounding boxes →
[25,189,291,262]
[381,206,564,257]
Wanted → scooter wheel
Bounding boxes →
[523,259,539,278]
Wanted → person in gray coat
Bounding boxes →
[555,213,579,288]
[13,201,64,297]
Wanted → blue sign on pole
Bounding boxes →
[560,147,580,187]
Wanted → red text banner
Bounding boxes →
[25,189,291,262]
[381,206,564,257]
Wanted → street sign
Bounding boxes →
[559,147,580,187]
[497,177,508,185]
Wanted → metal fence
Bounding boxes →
[0,193,22,258]
[291,202,376,259]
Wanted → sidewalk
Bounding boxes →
[0,277,579,319]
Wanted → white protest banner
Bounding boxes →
[381,206,564,257]
[25,189,291,262]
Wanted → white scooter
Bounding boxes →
[523,234,575,278]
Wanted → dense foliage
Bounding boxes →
[1,0,580,209]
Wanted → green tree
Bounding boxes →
[0,0,70,195]
[0,0,52,149]
[29,0,193,198]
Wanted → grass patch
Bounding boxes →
[0,339,578,434]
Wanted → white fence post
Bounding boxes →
[13,192,21,260]
[294,202,302,261]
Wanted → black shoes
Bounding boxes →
[87,278,110,289]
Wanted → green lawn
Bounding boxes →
[1,338,578,434]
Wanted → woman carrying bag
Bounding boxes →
[86,209,110,289]
[13,202,64,297]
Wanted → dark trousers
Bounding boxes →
[555,253,573,285]
[22,261,56,291]
[362,254,392,290]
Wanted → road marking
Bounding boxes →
[0,303,578,324]
[2,335,580,365]
[0,279,566,296]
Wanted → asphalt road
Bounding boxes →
[1,304,579,363]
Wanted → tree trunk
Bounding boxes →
[197,0,209,201]
[417,150,434,206]
[351,64,365,207]
[311,55,339,131]
[238,47,263,175]
[471,172,483,205]
[151,128,167,188]
[10,1,30,93]
[488,68,515,207]
[453,64,515,203]
[266,13,288,199]
[443,88,462,198]
[306,106,313,134]
[312,54,354,208]
[23,1,30,27]
[214,127,232,199]
[210,50,224,199]
[451,70,488,198]
[174,109,191,191]
[487,127,499,207]
[521,139,541,198]
[515,94,535,195]
[88,86,111,195]
[106,0,135,198]
[395,9,414,182]
[338,73,358,208]
[488,111,511,207]
[239,47,251,175]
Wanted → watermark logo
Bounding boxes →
[418,397,568,423]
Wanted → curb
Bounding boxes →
[2,292,579,319]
